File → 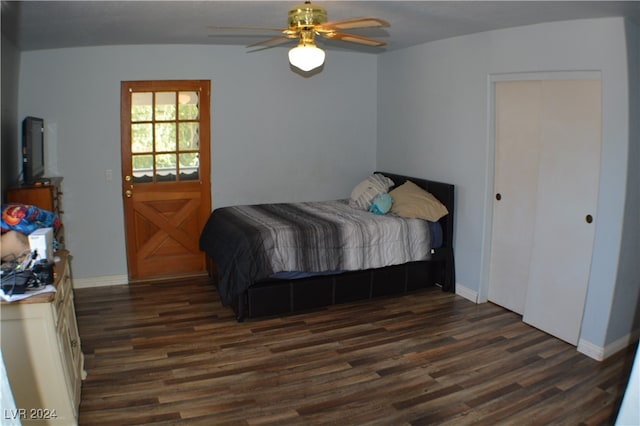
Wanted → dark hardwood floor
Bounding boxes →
[74,277,637,425]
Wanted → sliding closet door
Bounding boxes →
[522,80,601,345]
[490,79,601,346]
[488,81,542,314]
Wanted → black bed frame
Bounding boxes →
[209,172,455,321]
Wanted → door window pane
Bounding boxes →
[180,153,199,181]
[179,91,199,120]
[131,92,152,121]
[155,123,176,152]
[155,92,176,120]
[131,123,153,153]
[179,123,199,150]
[156,153,177,182]
[132,154,153,183]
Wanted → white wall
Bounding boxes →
[18,44,378,280]
[377,17,632,354]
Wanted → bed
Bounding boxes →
[199,172,455,321]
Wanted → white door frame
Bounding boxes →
[478,70,602,304]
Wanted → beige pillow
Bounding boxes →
[389,180,448,221]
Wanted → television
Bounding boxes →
[22,116,45,184]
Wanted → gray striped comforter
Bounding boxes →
[199,199,431,305]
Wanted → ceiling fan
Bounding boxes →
[208,1,390,72]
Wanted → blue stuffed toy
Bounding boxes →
[369,193,393,215]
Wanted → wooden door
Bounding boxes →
[489,79,601,345]
[121,80,211,280]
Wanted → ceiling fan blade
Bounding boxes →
[207,34,276,40]
[318,18,390,31]
[208,25,286,32]
[320,32,387,47]
[247,36,295,48]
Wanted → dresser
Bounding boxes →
[1,251,84,425]
[6,177,63,217]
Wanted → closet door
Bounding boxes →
[488,81,543,314]
[522,80,601,345]
[489,79,601,346]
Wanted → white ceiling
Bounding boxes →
[3,1,640,53]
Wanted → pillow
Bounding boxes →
[369,193,393,215]
[349,174,394,210]
[389,180,448,221]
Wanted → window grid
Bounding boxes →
[130,90,200,183]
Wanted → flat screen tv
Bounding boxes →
[22,116,45,184]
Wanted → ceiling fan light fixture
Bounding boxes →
[288,44,325,72]
[209,1,388,73]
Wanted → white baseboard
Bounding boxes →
[455,283,478,303]
[577,339,606,361]
[73,274,128,289]
[578,329,640,361]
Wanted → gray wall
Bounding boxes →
[377,17,636,354]
[608,20,640,343]
[18,44,378,280]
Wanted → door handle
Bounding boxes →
[495,193,502,201]
[125,189,133,198]
[585,214,593,224]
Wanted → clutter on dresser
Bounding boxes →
[1,226,57,301]
[5,176,66,249]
